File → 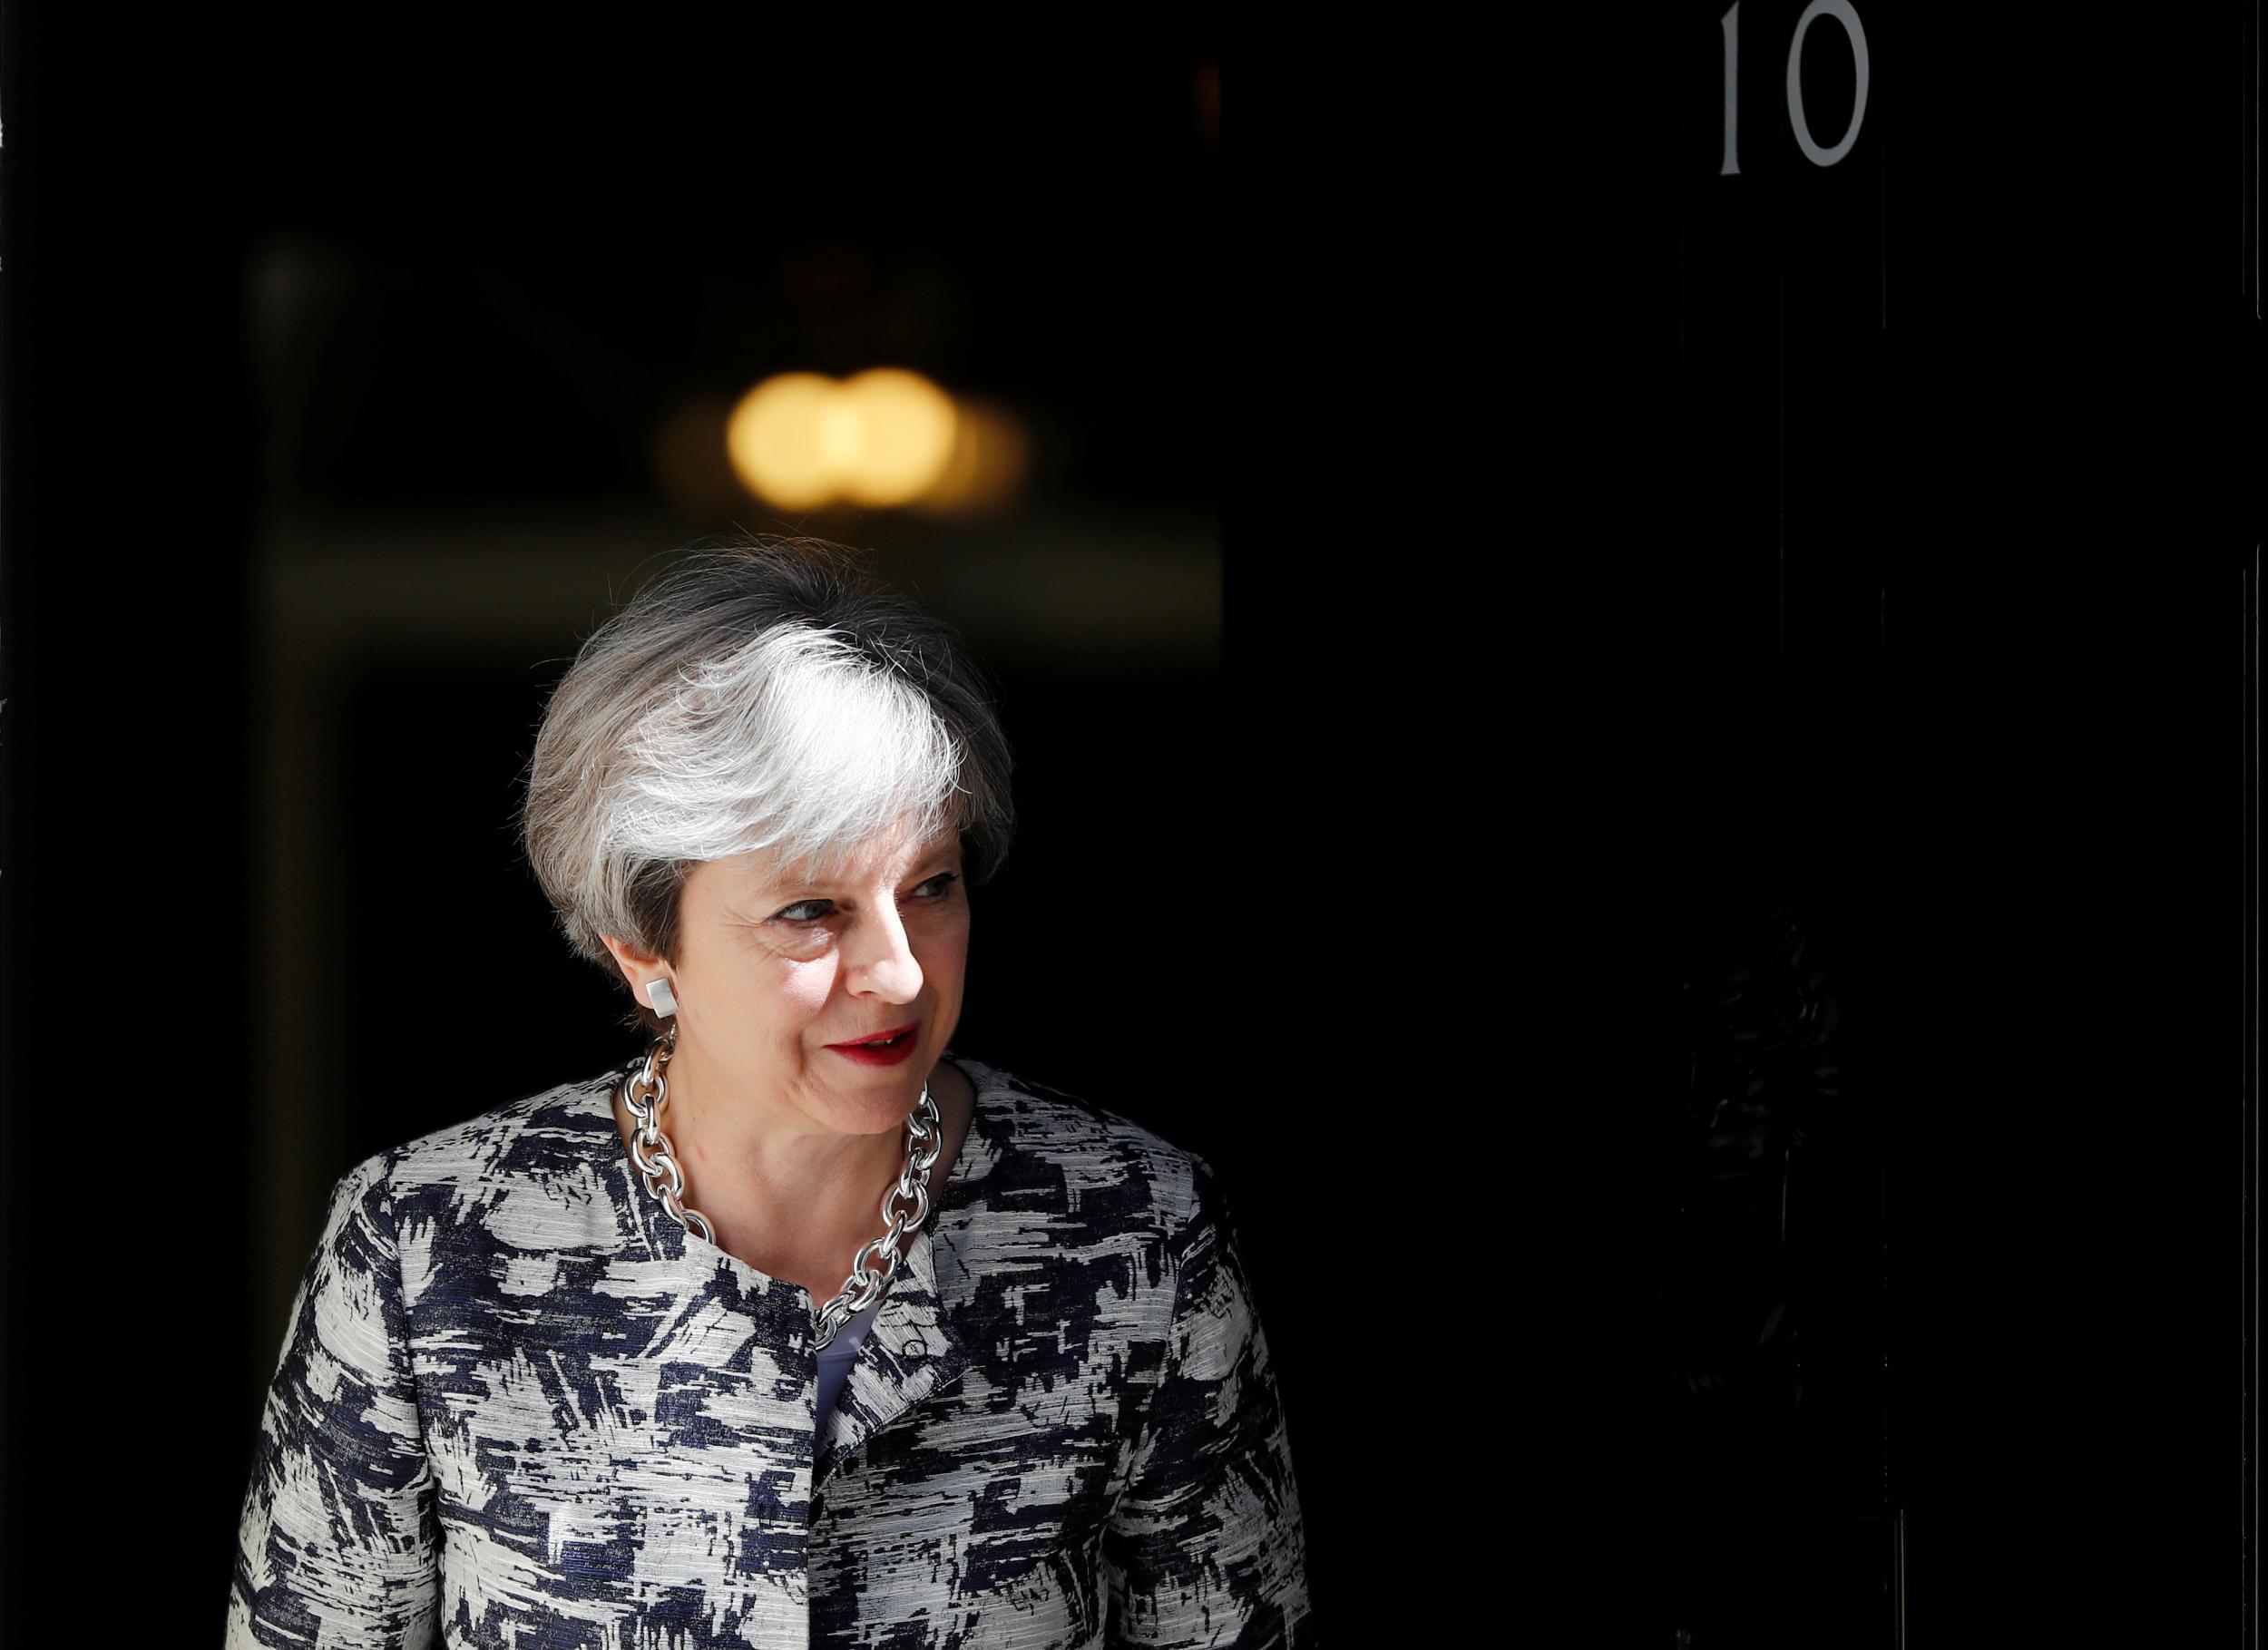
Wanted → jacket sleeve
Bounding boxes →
[227,1152,440,1649]
[1104,1154,1314,1648]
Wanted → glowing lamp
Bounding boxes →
[726,368,960,511]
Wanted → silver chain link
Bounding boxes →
[618,1021,943,1352]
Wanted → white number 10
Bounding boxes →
[1721,0,1873,175]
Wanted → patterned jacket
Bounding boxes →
[226,1056,1313,1648]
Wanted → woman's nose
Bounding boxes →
[846,904,924,1002]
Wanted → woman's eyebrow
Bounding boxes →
[751,843,960,896]
[894,850,963,886]
[738,855,836,899]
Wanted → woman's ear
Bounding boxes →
[599,934,672,1004]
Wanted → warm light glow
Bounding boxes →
[913,396,1030,517]
[836,369,958,507]
[725,368,961,511]
[727,374,841,512]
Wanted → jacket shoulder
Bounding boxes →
[347,1069,628,1242]
[952,1055,1210,1233]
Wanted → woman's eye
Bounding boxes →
[771,874,955,925]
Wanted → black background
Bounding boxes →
[2,9,2256,1647]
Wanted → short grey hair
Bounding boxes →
[519,538,1014,1023]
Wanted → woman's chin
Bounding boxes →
[817,1084,927,1135]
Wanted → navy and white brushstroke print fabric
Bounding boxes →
[226,1056,1313,1648]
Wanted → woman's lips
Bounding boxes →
[827,1022,920,1067]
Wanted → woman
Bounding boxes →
[225,540,1312,1648]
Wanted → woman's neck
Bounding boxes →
[614,1053,976,1295]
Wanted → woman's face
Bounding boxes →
[637,823,969,1138]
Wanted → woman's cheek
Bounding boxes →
[778,957,838,1009]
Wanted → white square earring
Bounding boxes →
[645,979,679,1018]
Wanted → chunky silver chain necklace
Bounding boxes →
[619,1021,943,1352]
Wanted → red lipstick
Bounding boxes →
[826,1021,920,1067]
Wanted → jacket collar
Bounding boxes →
[570,1054,1009,1489]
